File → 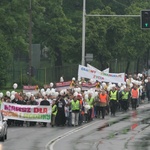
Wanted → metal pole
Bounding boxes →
[21,68,22,85]
[29,0,32,85]
[45,67,46,85]
[115,59,117,73]
[81,0,86,66]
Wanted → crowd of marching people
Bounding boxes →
[1,72,150,128]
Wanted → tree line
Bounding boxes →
[0,0,150,86]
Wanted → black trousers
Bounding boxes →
[131,98,137,110]
[100,106,106,119]
[95,106,101,118]
[121,100,128,111]
[29,122,36,126]
[15,120,24,126]
[84,113,88,122]
[109,100,117,116]
[146,90,150,101]
[88,108,92,121]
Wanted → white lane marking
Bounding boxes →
[46,105,150,150]
[45,120,101,150]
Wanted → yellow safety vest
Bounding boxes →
[52,104,57,115]
[87,97,94,108]
[71,100,80,111]
[110,91,117,100]
[122,91,129,100]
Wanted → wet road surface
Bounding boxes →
[48,104,150,150]
[1,103,150,150]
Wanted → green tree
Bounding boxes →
[0,33,12,86]
[0,0,31,86]
[122,0,150,73]
[0,0,29,59]
[85,7,127,69]
[33,0,76,66]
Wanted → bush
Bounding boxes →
[18,74,43,87]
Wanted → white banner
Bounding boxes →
[1,102,52,123]
[23,85,39,94]
[87,64,101,72]
[103,68,109,73]
[87,64,109,73]
[55,81,72,91]
[78,65,125,84]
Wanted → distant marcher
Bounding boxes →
[51,100,57,127]
[40,96,50,127]
[16,96,26,126]
[99,90,108,119]
[145,77,150,102]
[131,85,139,110]
[120,87,130,112]
[94,95,100,118]
[109,86,118,116]
[86,93,94,121]
[71,96,81,126]
[55,96,66,126]
[29,96,38,126]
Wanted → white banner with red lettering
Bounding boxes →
[81,82,100,91]
[87,64,109,73]
[78,65,125,84]
[1,102,51,123]
[103,68,109,73]
[55,81,72,91]
[23,85,39,94]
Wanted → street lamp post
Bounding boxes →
[81,0,86,66]
[29,0,32,85]
[115,58,117,73]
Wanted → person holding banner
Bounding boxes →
[109,86,119,117]
[16,96,26,126]
[51,100,57,127]
[40,96,50,127]
[29,96,38,126]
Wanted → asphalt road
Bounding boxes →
[1,124,74,150]
[1,103,150,150]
